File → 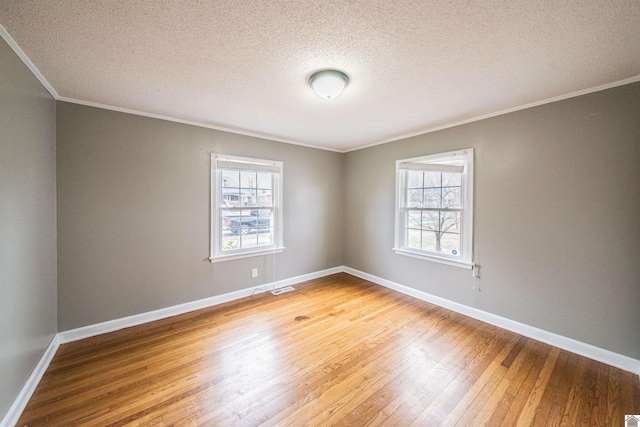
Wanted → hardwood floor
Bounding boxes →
[18,273,640,426]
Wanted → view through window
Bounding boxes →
[211,154,283,261]
[394,149,474,268]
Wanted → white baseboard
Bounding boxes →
[2,266,342,425]
[58,266,343,344]
[0,335,60,427]
[4,264,638,427]
[342,266,640,376]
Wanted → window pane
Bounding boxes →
[220,209,273,251]
[222,170,239,189]
[407,189,424,207]
[408,210,461,256]
[257,189,272,207]
[423,172,441,188]
[221,210,245,235]
[240,171,258,189]
[421,232,438,252]
[421,231,460,255]
[240,230,258,248]
[221,213,241,252]
[442,172,461,187]
[259,228,274,247]
[407,210,422,229]
[439,232,460,257]
[255,209,272,230]
[222,190,240,207]
[424,188,441,208]
[242,227,273,249]
[242,190,257,207]
[442,187,461,209]
[406,228,421,249]
[441,211,461,233]
[421,211,440,231]
[221,170,240,207]
[221,234,241,251]
[238,171,269,207]
[405,171,462,209]
[256,172,272,190]
[407,171,423,188]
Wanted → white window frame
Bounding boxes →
[393,148,474,269]
[210,153,284,262]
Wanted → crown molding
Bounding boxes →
[345,74,640,153]
[0,22,58,99]
[56,96,343,153]
[2,22,638,154]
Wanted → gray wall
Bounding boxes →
[1,42,638,420]
[344,82,640,359]
[56,102,344,331]
[0,39,57,419]
[56,83,640,358]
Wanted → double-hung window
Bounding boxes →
[394,148,474,268]
[210,153,284,262]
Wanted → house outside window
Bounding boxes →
[210,153,284,262]
[394,148,474,269]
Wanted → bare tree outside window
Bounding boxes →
[394,149,473,267]
[406,170,462,256]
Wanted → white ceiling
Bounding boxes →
[1,1,639,152]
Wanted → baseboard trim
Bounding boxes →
[0,335,60,427]
[3,266,343,425]
[342,266,640,376]
[58,266,343,344]
[5,264,638,426]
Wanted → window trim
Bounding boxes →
[393,148,474,269]
[209,153,284,262]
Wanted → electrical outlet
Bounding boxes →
[251,268,258,278]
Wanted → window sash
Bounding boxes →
[394,149,473,268]
[211,153,283,262]
[400,170,466,256]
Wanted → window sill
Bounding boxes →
[393,248,473,269]
[210,247,285,263]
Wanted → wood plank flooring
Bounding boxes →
[17,273,640,426]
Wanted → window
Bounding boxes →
[210,153,284,262]
[394,148,474,268]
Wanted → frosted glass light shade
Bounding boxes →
[309,70,349,99]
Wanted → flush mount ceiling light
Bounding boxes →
[309,70,349,99]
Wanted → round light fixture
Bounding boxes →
[309,69,349,99]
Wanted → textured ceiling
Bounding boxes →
[1,1,639,152]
